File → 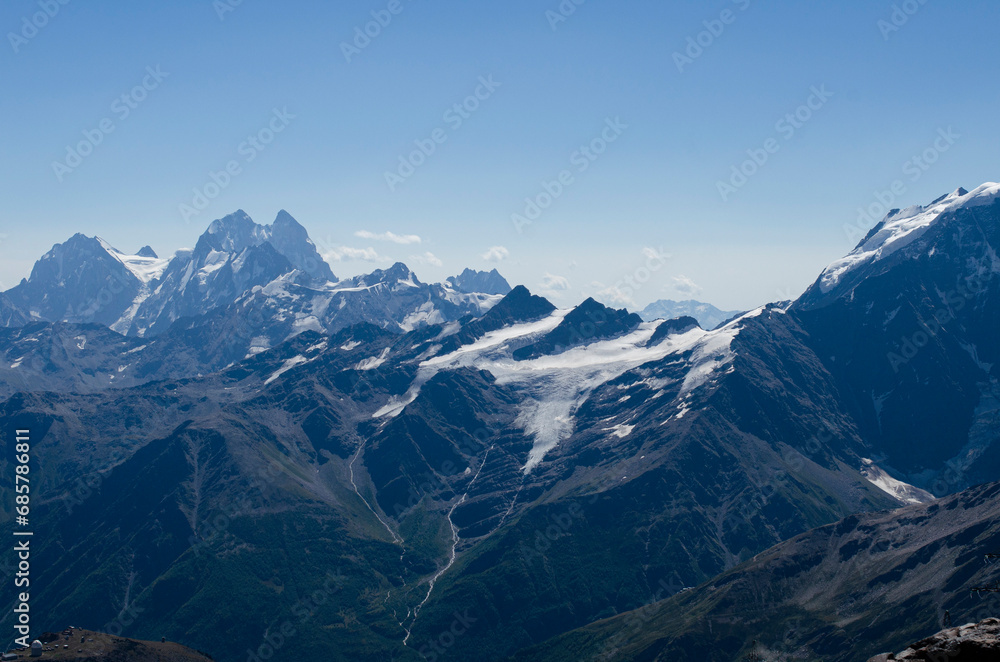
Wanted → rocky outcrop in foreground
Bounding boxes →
[7,627,213,661]
[868,618,1000,661]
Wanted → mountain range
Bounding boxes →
[1,185,999,661]
[637,299,743,331]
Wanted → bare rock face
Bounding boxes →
[868,618,1000,661]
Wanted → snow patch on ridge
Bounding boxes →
[356,348,391,371]
[860,459,935,505]
[264,355,309,385]
[606,424,635,439]
[96,238,171,284]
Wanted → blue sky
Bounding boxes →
[2,0,998,311]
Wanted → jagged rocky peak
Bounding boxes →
[513,297,642,360]
[42,233,108,261]
[268,210,336,282]
[480,285,555,326]
[273,209,301,227]
[355,262,419,288]
[136,245,158,258]
[447,268,512,295]
[202,209,334,282]
[205,210,266,253]
[5,232,145,327]
[563,297,643,332]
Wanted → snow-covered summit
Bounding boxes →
[818,183,1000,294]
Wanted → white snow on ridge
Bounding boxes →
[96,238,171,284]
[96,238,175,335]
[375,307,762,473]
[264,355,309,385]
[819,184,1000,293]
[676,306,763,398]
[606,424,635,439]
[371,309,571,419]
[860,458,934,505]
[400,304,446,332]
[356,348,391,371]
[487,322,717,473]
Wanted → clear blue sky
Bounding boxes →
[2,0,998,311]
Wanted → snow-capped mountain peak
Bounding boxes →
[818,183,1000,294]
[204,209,334,282]
[267,210,336,282]
[205,210,268,252]
[351,262,420,289]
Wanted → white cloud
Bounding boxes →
[481,245,509,262]
[540,272,570,291]
[323,246,391,263]
[596,285,635,308]
[410,251,443,267]
[354,230,422,245]
[671,275,702,297]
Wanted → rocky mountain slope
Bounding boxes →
[514,480,1000,661]
[868,618,1000,661]
[794,184,1000,494]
